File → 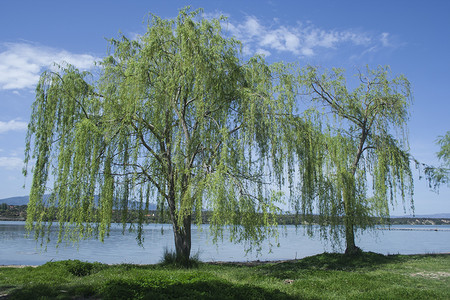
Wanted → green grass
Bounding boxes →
[1,252,449,299]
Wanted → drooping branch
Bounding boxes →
[112,162,169,200]
[130,122,165,166]
[310,80,364,128]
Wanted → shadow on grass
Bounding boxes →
[257,251,406,278]
[100,278,298,300]
[6,279,298,300]
[5,283,96,300]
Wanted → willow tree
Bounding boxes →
[292,66,414,254]
[23,9,297,263]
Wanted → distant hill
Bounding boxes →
[0,195,157,210]
[0,195,29,206]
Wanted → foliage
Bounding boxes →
[437,131,450,167]
[290,66,414,253]
[429,131,450,188]
[1,253,449,299]
[0,204,27,220]
[24,8,297,262]
[423,165,449,190]
[416,131,450,191]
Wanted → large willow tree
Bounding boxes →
[291,66,414,254]
[24,9,296,263]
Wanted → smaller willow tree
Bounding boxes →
[291,66,414,254]
[24,9,297,263]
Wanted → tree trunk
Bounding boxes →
[166,171,192,265]
[344,215,360,255]
[342,171,361,256]
[173,214,192,264]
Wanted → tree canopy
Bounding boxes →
[24,8,298,263]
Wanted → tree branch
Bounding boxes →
[311,80,364,128]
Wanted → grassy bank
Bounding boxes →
[1,252,449,299]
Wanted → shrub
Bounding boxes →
[159,248,201,268]
[44,259,106,277]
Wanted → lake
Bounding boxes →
[1,221,449,265]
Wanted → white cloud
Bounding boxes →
[255,48,271,57]
[0,157,23,170]
[0,43,97,90]
[0,120,28,133]
[243,16,263,37]
[225,16,383,58]
[380,32,390,47]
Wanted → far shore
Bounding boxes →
[2,216,450,226]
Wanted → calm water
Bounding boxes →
[1,221,449,265]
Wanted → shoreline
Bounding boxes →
[377,227,450,231]
[1,252,449,268]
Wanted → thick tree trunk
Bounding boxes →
[342,172,362,256]
[173,214,192,264]
[344,216,360,255]
[166,173,193,265]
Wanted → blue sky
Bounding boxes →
[0,0,448,215]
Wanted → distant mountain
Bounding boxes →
[0,195,157,210]
[0,195,29,206]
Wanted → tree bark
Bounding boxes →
[173,214,192,264]
[344,215,360,255]
[342,171,361,256]
[343,128,367,256]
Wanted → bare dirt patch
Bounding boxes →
[411,271,450,279]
